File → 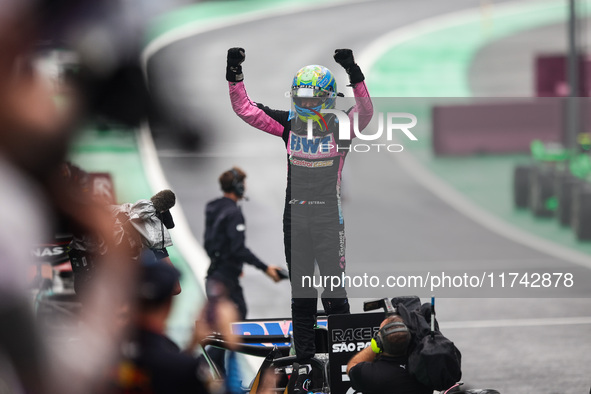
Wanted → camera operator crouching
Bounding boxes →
[346,314,432,394]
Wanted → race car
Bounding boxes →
[200,297,501,394]
[513,136,591,240]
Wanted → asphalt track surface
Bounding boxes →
[147,1,591,392]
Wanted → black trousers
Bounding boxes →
[284,203,350,362]
[206,274,247,320]
[205,274,247,375]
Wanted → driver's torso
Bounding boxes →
[286,115,351,203]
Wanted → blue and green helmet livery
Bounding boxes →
[291,65,337,128]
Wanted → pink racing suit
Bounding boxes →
[229,79,373,362]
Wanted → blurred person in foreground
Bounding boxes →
[346,315,432,394]
[204,167,283,374]
[110,250,238,394]
[0,10,59,386]
[226,47,373,391]
[0,2,150,393]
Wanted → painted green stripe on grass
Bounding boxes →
[369,1,591,97]
[70,128,152,202]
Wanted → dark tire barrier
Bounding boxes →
[529,165,555,217]
[555,170,580,227]
[572,181,591,241]
[513,165,531,209]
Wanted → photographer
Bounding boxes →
[346,315,432,394]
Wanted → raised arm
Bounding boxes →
[334,49,373,139]
[226,47,285,137]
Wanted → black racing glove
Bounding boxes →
[226,47,245,82]
[334,48,364,85]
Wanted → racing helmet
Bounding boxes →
[291,65,337,128]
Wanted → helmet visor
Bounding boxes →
[291,86,336,98]
[291,86,336,108]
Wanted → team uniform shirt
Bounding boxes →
[204,196,268,280]
[112,329,209,394]
[349,355,433,394]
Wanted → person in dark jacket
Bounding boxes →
[346,315,432,394]
[203,167,283,376]
[204,167,282,320]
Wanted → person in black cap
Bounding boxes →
[110,249,237,394]
[346,315,432,394]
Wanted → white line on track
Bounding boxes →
[441,316,591,330]
[351,257,562,266]
[138,124,210,282]
[390,151,591,271]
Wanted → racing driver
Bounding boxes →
[226,47,373,391]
